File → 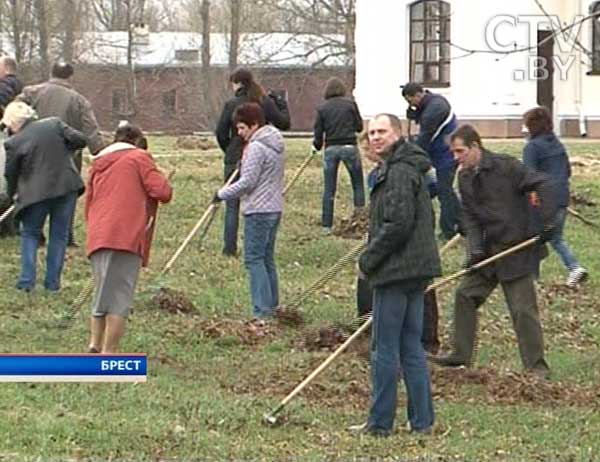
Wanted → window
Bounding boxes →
[409,0,451,86]
[112,89,128,114]
[175,49,199,62]
[163,89,177,116]
[592,2,600,72]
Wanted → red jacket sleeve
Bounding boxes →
[136,152,173,203]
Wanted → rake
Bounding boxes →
[263,236,536,425]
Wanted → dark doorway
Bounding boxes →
[536,30,554,118]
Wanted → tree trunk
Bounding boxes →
[63,0,76,62]
[228,0,241,70]
[34,0,49,79]
[8,0,22,62]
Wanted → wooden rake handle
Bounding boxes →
[283,149,317,196]
[264,235,536,421]
[160,168,239,276]
[0,204,15,225]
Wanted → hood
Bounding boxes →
[388,139,431,173]
[251,125,284,154]
[92,142,137,173]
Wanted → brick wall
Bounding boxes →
[72,65,354,133]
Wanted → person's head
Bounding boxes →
[523,106,553,137]
[401,82,425,107]
[230,68,265,102]
[114,122,145,147]
[0,56,17,79]
[324,77,347,99]
[233,102,265,142]
[1,101,36,134]
[51,61,74,80]
[367,113,402,156]
[450,124,484,169]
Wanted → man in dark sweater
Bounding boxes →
[0,56,23,238]
[431,125,558,377]
[351,114,441,437]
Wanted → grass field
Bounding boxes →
[0,137,599,461]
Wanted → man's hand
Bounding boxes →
[212,192,222,204]
[537,226,555,244]
[311,146,319,156]
[406,106,420,121]
[464,251,486,270]
[357,263,367,280]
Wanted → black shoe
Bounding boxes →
[348,422,392,438]
[428,353,466,368]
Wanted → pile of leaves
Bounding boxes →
[198,318,281,346]
[174,135,217,151]
[150,287,196,314]
[274,306,305,327]
[333,208,369,240]
[570,190,597,207]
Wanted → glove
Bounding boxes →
[464,251,486,270]
[406,106,420,121]
[538,226,555,244]
[212,192,222,204]
[311,146,319,155]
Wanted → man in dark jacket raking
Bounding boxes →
[431,125,558,377]
[402,83,461,240]
[351,114,441,437]
[0,56,23,238]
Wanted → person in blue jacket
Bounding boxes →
[523,106,588,287]
[402,83,461,240]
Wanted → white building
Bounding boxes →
[355,0,600,137]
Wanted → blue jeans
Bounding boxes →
[17,193,77,291]
[244,212,281,317]
[550,208,580,271]
[368,281,434,432]
[223,163,240,255]
[436,165,461,239]
[322,145,365,228]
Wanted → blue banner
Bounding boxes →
[0,354,147,377]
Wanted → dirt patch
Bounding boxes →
[151,288,196,314]
[274,306,305,327]
[293,324,370,361]
[197,318,282,346]
[570,190,597,207]
[431,367,600,407]
[174,135,217,151]
[333,208,369,240]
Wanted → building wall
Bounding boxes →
[355,0,600,137]
[72,66,353,133]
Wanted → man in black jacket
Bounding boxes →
[431,125,558,377]
[0,56,23,238]
[215,69,290,256]
[352,114,441,437]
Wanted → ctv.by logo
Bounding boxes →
[485,14,584,81]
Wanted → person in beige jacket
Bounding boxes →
[19,61,105,246]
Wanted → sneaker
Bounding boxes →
[566,267,588,287]
[411,426,433,436]
[427,352,467,368]
[348,422,392,438]
[322,227,332,236]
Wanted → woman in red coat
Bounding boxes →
[85,124,172,353]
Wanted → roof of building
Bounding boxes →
[76,31,350,68]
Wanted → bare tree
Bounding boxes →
[33,0,49,79]
[228,0,241,69]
